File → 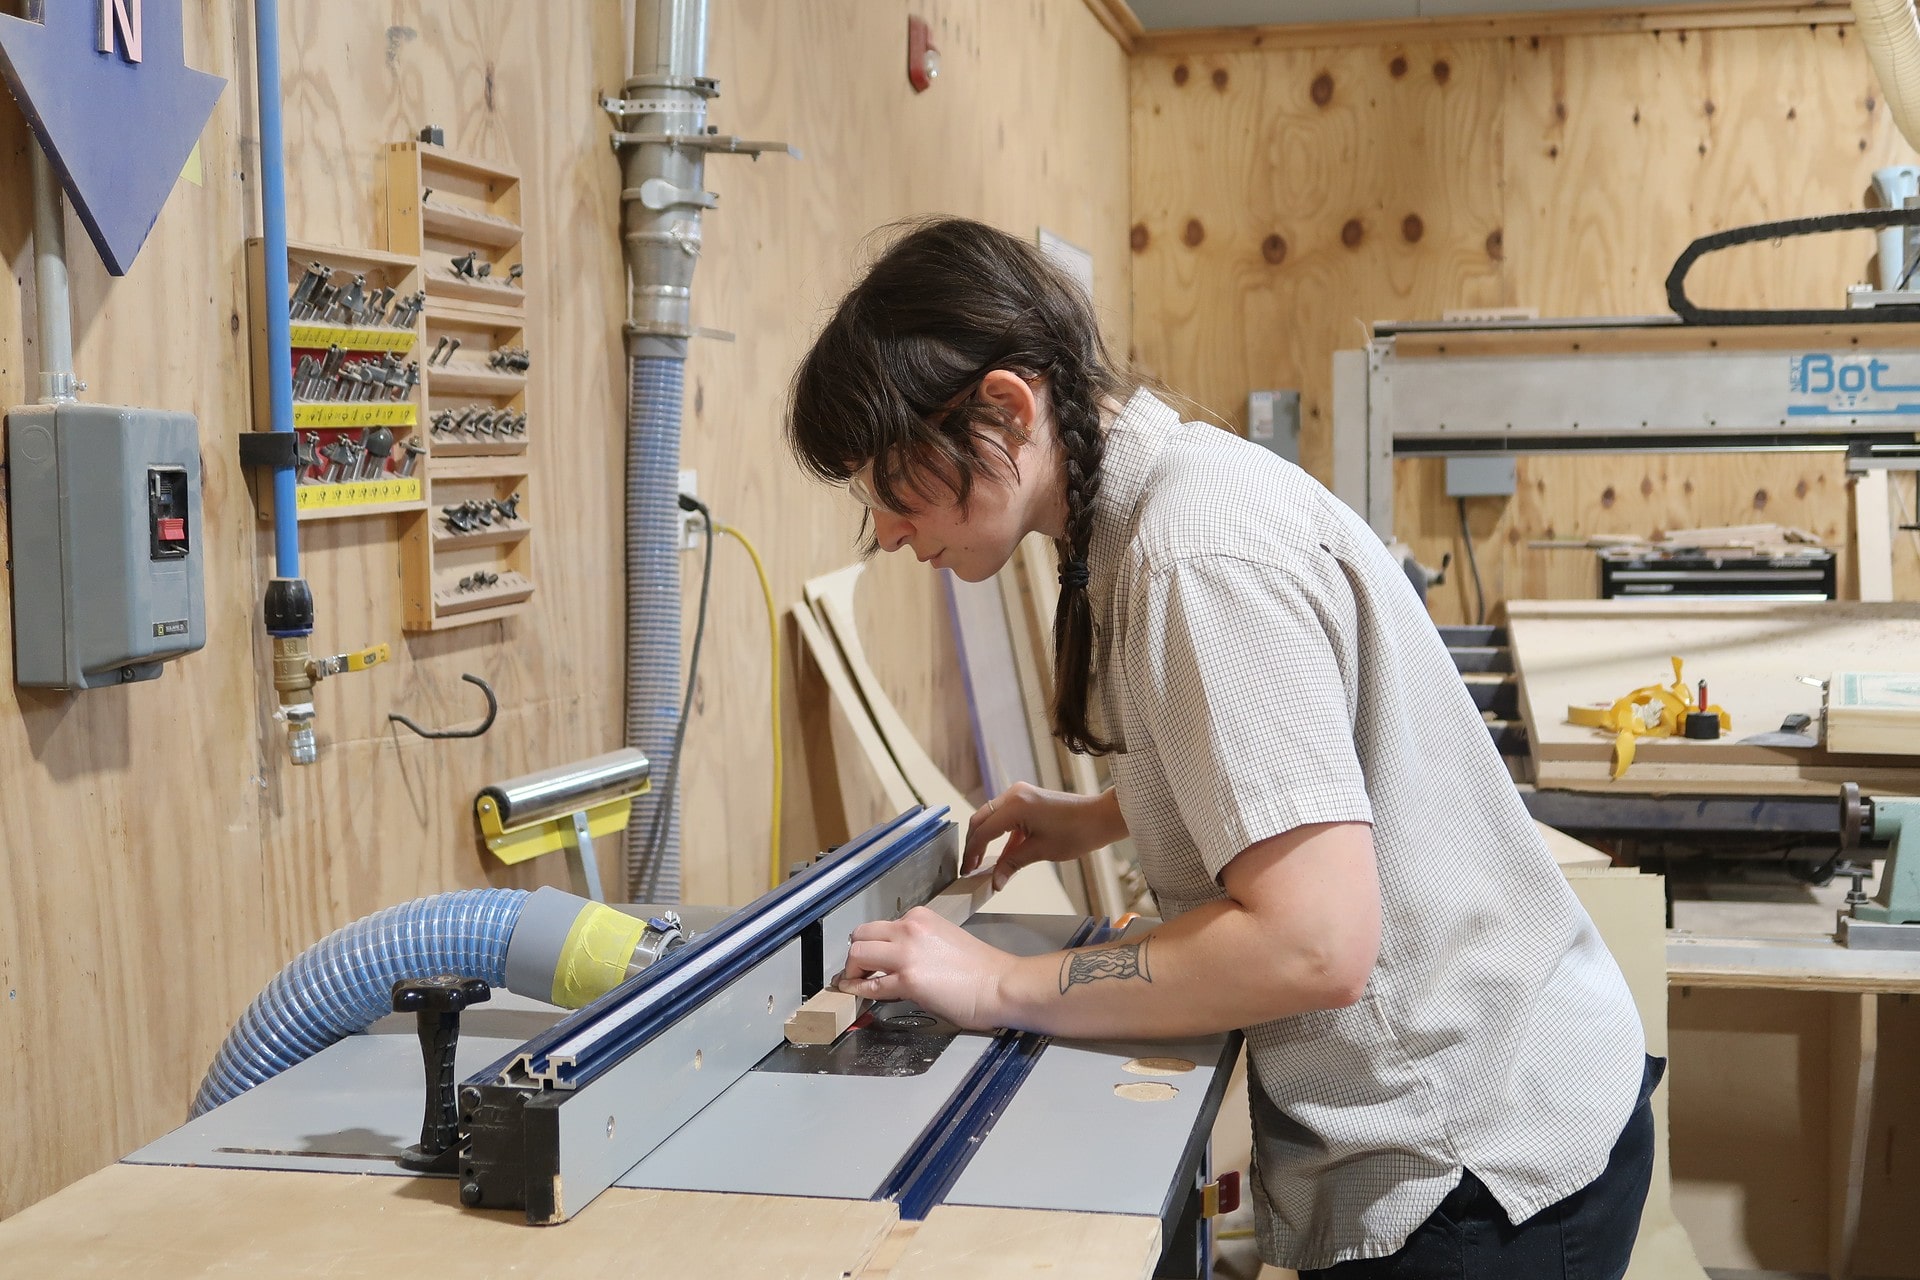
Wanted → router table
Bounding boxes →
[0,809,1240,1279]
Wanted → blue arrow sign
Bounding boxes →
[0,0,225,276]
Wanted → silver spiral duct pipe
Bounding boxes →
[613,2,792,899]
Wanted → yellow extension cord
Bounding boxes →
[714,522,783,889]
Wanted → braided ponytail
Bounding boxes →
[1045,351,1112,755]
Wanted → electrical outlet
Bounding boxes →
[677,470,701,550]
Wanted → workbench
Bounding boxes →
[1666,898,1920,1280]
[0,1163,1167,1279]
[0,912,1236,1279]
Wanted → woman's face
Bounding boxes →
[849,371,1060,583]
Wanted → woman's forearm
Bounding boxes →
[987,896,1369,1040]
[989,821,1380,1040]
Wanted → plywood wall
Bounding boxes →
[1129,20,1920,621]
[0,0,1129,1218]
[686,0,1133,906]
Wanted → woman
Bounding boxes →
[786,216,1658,1279]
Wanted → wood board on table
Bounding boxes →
[1826,671,1920,757]
[1507,600,1920,795]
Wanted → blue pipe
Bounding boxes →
[253,0,299,580]
[190,890,526,1117]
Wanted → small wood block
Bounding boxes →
[927,868,994,925]
[785,989,868,1046]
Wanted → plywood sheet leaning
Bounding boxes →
[950,563,1107,914]
[944,569,1098,911]
[789,603,916,844]
[1005,535,1133,917]
[805,565,1074,915]
[1507,600,1920,795]
[946,570,1046,797]
[1826,671,1920,757]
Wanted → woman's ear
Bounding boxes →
[978,369,1039,459]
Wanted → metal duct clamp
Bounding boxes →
[475,749,652,901]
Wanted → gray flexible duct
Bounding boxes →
[625,354,684,901]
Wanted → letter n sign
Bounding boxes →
[98,0,141,63]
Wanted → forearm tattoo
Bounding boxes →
[1058,939,1153,995]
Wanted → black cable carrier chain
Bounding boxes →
[1665,207,1920,326]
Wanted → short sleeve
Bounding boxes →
[1120,551,1374,881]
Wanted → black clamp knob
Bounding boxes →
[391,975,491,1173]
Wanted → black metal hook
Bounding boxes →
[389,673,498,740]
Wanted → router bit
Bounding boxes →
[289,262,327,317]
[361,428,395,480]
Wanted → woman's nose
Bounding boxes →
[871,508,912,553]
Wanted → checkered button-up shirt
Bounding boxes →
[1088,391,1645,1270]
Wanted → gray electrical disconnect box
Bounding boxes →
[1246,389,1301,464]
[1445,455,1518,499]
[6,404,206,689]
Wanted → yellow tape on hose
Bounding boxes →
[552,903,648,1008]
[1564,655,1730,779]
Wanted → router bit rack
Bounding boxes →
[245,239,428,522]
[385,140,536,631]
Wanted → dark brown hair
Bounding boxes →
[787,217,1126,755]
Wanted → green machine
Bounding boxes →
[1838,784,1920,950]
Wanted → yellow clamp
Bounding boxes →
[1565,656,1729,779]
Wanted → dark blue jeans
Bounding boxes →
[1302,1056,1665,1280]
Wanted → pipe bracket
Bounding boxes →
[610,130,798,160]
[631,177,718,212]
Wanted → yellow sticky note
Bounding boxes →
[181,141,203,188]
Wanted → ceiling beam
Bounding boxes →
[1083,0,1147,52]
[1132,0,1852,56]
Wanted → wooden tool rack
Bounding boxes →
[385,141,535,630]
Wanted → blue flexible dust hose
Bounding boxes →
[190,889,525,1117]
[625,355,685,902]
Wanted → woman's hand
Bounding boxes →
[835,907,1017,1030]
[964,784,1129,889]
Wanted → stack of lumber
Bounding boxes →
[1506,599,1920,795]
[1531,521,1823,555]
